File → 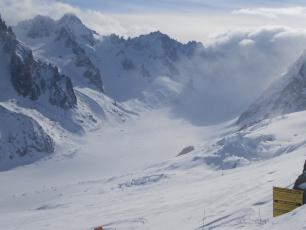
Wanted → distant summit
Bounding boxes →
[15,14,103,92]
[17,13,97,43]
[21,15,56,38]
[58,13,83,25]
[1,15,77,108]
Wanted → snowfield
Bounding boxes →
[1,110,306,230]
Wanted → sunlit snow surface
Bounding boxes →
[3,14,306,230]
[1,109,306,229]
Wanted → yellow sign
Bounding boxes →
[273,187,304,217]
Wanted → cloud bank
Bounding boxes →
[3,0,306,43]
[0,0,155,38]
[172,26,306,124]
[233,7,306,18]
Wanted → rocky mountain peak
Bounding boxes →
[57,13,97,46]
[1,16,77,109]
[18,15,56,38]
[0,15,14,35]
[17,13,97,45]
[58,13,83,26]
[14,14,103,92]
[0,15,9,32]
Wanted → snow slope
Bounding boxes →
[0,105,54,171]
[238,50,306,127]
[1,110,306,229]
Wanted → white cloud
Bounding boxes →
[172,26,306,124]
[233,7,306,18]
[0,0,154,38]
[239,39,255,46]
[2,0,306,43]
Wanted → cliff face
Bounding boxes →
[10,46,77,109]
[15,14,103,92]
[0,16,77,109]
[0,16,78,170]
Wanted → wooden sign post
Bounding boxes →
[273,187,304,217]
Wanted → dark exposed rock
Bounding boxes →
[10,46,38,99]
[0,15,14,35]
[9,43,77,109]
[26,15,56,38]
[16,14,103,91]
[0,16,78,109]
[55,27,103,92]
[177,146,195,156]
[293,161,306,202]
[122,58,135,71]
[57,13,97,46]
[141,64,151,78]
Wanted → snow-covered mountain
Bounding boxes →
[94,32,201,102]
[6,13,306,173]
[238,50,306,127]
[15,15,201,104]
[3,11,306,230]
[21,14,97,46]
[0,105,54,171]
[0,16,77,170]
[0,17,77,109]
[0,16,133,170]
[15,14,306,126]
[14,14,103,92]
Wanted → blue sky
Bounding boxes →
[55,0,306,13]
[3,0,306,42]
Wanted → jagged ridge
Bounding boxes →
[15,14,103,92]
[1,16,77,109]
